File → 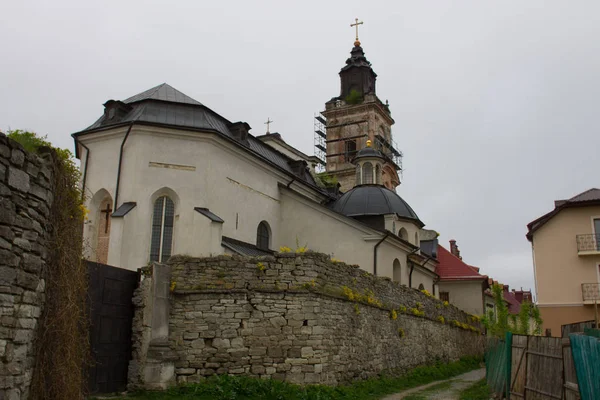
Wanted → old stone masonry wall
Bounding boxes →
[0,133,53,400]
[130,253,485,388]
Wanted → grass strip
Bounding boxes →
[116,356,482,400]
[458,378,491,400]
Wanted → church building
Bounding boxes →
[72,34,439,293]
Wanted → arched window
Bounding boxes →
[150,196,175,262]
[362,162,373,184]
[256,221,270,250]
[355,165,361,185]
[399,227,408,241]
[393,259,402,284]
[418,283,425,290]
[375,164,381,184]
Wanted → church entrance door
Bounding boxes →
[87,261,138,394]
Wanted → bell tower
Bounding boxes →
[321,20,402,193]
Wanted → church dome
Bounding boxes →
[353,146,384,161]
[331,185,423,226]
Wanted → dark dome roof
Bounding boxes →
[354,146,384,161]
[331,185,423,226]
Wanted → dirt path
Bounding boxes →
[381,368,486,400]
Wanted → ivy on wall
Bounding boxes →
[8,130,90,400]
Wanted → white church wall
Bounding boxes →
[279,189,376,272]
[89,126,317,270]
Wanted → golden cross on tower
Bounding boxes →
[264,118,273,134]
[350,18,363,46]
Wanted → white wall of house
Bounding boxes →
[437,280,485,315]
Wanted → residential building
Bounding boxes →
[434,240,489,316]
[527,188,600,336]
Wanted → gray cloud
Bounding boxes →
[2,0,599,293]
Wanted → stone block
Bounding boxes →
[251,365,265,374]
[212,338,230,349]
[12,238,31,252]
[0,266,17,284]
[21,254,41,273]
[13,329,33,344]
[301,347,314,358]
[7,168,29,193]
[16,271,39,291]
[10,150,24,167]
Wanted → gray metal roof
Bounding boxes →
[75,84,321,190]
[194,207,224,223]
[123,83,203,106]
[331,185,423,226]
[112,202,136,218]
[221,236,273,257]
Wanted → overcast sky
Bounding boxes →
[2,1,599,295]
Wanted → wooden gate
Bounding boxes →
[87,261,139,394]
[510,335,566,399]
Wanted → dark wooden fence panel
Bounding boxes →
[87,261,139,394]
[561,321,596,338]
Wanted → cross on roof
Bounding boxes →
[264,118,273,134]
[350,18,364,43]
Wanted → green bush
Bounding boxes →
[345,89,363,105]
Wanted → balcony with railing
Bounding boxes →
[576,234,600,255]
[582,283,600,304]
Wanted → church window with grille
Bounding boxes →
[362,162,373,184]
[440,292,450,302]
[150,196,175,262]
[256,221,270,250]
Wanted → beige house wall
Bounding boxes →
[437,280,485,316]
[539,305,596,337]
[531,205,600,335]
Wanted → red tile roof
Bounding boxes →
[503,286,522,314]
[436,245,487,281]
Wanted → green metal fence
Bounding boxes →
[485,332,512,399]
[570,333,600,400]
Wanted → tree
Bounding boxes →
[482,283,543,337]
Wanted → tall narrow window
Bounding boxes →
[362,162,373,184]
[393,259,402,284]
[150,196,175,262]
[375,165,381,184]
[345,140,357,162]
[257,221,270,250]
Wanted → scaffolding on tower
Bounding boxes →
[313,113,327,173]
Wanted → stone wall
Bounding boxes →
[0,132,54,399]
[130,252,485,388]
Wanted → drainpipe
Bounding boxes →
[406,248,419,288]
[114,123,134,209]
[286,178,295,188]
[373,232,390,276]
[78,140,91,202]
[409,253,432,289]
